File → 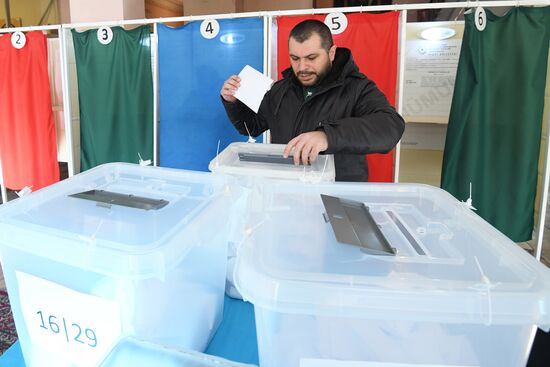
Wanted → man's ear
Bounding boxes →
[329,45,337,63]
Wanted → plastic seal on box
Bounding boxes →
[16,186,32,197]
[138,152,152,166]
[299,155,330,184]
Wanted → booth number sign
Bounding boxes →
[97,27,114,45]
[324,13,348,35]
[201,19,220,39]
[475,7,487,32]
[11,31,26,49]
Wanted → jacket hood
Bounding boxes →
[281,47,364,87]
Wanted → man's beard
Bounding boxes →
[296,60,332,87]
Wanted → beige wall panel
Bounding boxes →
[70,0,124,23]
[183,0,243,16]
[399,149,443,187]
[58,0,71,23]
[123,0,146,20]
[243,0,313,11]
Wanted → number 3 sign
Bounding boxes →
[324,13,348,35]
[97,27,113,45]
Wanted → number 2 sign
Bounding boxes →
[324,13,348,35]
[11,31,26,49]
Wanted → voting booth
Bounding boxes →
[158,18,265,172]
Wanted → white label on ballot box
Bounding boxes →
[16,271,122,367]
[301,360,469,367]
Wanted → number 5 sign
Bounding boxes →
[324,13,348,35]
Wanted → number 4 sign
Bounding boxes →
[324,13,348,35]
[201,19,220,39]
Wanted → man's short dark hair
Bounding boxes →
[289,19,334,51]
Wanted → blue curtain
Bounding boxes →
[158,18,264,171]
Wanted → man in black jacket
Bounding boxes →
[221,19,404,182]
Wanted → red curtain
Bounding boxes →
[276,12,399,182]
[0,31,59,190]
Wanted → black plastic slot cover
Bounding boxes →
[238,152,297,165]
[69,190,169,211]
[321,194,396,256]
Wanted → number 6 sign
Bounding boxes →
[475,7,487,32]
[324,13,348,35]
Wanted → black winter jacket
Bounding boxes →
[222,48,405,181]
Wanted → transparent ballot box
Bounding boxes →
[210,142,335,297]
[0,163,239,367]
[209,142,335,182]
[234,181,550,367]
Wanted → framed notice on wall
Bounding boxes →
[403,21,464,124]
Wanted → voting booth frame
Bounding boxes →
[0,0,549,262]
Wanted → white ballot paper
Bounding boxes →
[234,65,274,113]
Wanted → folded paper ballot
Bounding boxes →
[234,65,274,113]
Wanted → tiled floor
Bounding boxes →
[0,268,4,290]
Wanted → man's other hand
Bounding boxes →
[283,131,328,166]
[221,75,241,103]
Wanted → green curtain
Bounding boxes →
[441,7,550,242]
[72,25,153,171]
